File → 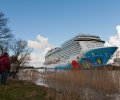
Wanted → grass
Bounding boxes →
[3,69,119,100]
[0,79,59,100]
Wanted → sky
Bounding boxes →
[0,0,120,67]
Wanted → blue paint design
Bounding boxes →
[82,47,118,67]
[55,47,118,69]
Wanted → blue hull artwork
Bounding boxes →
[55,47,118,69]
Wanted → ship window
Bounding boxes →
[87,44,89,48]
[86,42,89,48]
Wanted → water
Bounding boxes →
[18,69,47,87]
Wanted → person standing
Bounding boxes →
[10,61,18,79]
[0,52,10,85]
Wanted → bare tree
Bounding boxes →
[10,39,32,68]
[0,11,13,49]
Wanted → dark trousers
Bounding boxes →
[0,71,8,85]
[10,72,16,79]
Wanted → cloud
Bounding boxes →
[28,35,53,50]
[28,35,54,67]
[105,25,120,63]
[105,25,120,50]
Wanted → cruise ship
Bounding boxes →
[43,34,118,69]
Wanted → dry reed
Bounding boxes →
[46,70,120,100]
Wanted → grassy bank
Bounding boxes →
[0,79,60,100]
[3,70,119,100]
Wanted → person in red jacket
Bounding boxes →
[0,52,10,85]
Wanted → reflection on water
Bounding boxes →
[18,69,47,87]
[17,69,120,100]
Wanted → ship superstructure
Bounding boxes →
[44,34,117,69]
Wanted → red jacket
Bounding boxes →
[0,55,10,72]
